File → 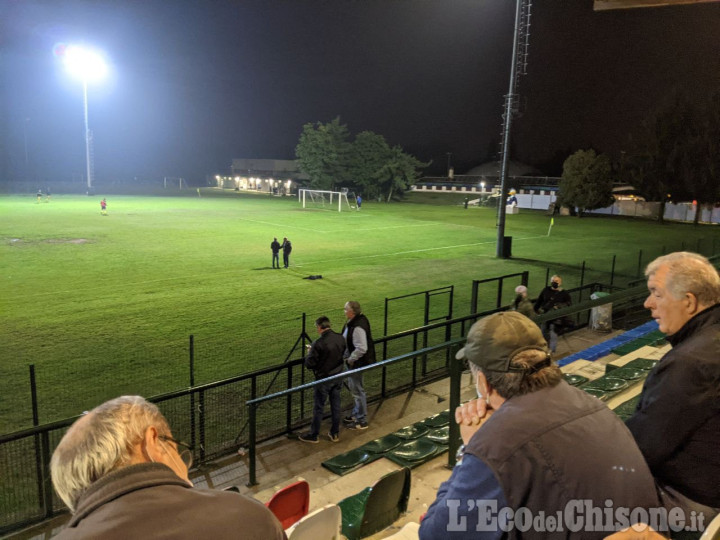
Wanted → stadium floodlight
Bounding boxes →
[480,181,486,192]
[61,45,107,192]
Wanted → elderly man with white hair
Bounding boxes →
[626,252,720,521]
[51,396,286,539]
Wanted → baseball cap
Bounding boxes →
[455,311,549,372]
[515,285,527,295]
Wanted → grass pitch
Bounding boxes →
[1,190,718,432]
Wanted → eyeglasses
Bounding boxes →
[159,435,194,469]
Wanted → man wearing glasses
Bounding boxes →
[50,396,286,539]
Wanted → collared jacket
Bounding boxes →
[305,329,345,379]
[626,304,720,508]
[55,463,286,539]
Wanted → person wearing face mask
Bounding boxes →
[533,274,573,352]
[419,312,660,540]
[50,396,286,539]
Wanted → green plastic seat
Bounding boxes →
[393,423,429,440]
[423,410,450,428]
[563,373,589,387]
[613,395,641,418]
[584,387,609,401]
[625,358,658,371]
[609,367,646,381]
[584,376,628,393]
[425,426,450,445]
[362,434,402,455]
[390,439,438,462]
[324,448,370,470]
[339,467,411,540]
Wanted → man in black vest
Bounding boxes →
[342,301,375,430]
[281,237,292,268]
[299,316,346,443]
[420,312,660,539]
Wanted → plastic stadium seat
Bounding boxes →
[286,504,342,540]
[393,423,429,440]
[390,439,438,463]
[339,467,411,540]
[363,434,402,455]
[266,479,310,529]
[700,512,720,540]
[563,373,589,387]
[382,521,420,539]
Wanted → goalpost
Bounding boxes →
[164,177,187,189]
[299,189,353,212]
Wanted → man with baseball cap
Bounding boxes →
[419,312,660,539]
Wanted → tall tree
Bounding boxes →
[558,149,614,217]
[295,117,352,190]
[349,131,392,200]
[374,146,427,202]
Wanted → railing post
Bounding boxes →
[247,402,258,486]
[198,390,206,462]
[447,346,463,469]
[610,255,616,286]
[383,297,389,362]
[286,364,293,431]
[30,365,44,512]
[40,430,53,518]
[470,280,478,315]
[496,277,503,309]
[521,271,529,288]
[189,335,196,453]
[637,249,643,278]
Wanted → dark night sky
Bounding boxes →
[1,0,719,184]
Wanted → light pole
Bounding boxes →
[61,45,107,193]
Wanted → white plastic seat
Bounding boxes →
[700,512,720,540]
[286,504,342,540]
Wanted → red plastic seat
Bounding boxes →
[266,479,310,529]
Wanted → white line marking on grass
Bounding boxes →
[234,217,325,233]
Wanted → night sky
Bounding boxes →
[1,0,719,184]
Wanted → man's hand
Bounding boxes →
[455,398,494,445]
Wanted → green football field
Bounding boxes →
[1,190,718,433]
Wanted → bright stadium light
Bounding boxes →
[59,44,108,193]
[480,181,486,192]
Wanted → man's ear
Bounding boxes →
[142,425,163,463]
[685,292,700,315]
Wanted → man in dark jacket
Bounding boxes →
[299,316,346,443]
[342,300,375,430]
[270,237,281,268]
[50,396,286,539]
[533,274,572,352]
[281,237,292,268]
[420,312,661,540]
[627,252,720,521]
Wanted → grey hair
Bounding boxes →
[645,252,720,306]
[50,396,170,512]
[345,301,362,315]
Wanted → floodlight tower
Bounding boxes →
[62,45,107,193]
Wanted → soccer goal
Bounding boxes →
[164,177,187,189]
[299,189,352,212]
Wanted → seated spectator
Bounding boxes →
[512,285,535,319]
[534,274,573,352]
[50,396,286,539]
[419,312,660,539]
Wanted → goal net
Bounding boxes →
[299,189,352,212]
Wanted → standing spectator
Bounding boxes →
[270,237,281,269]
[342,301,375,430]
[281,237,292,268]
[533,274,572,352]
[50,396,286,539]
[100,198,107,215]
[419,312,660,540]
[512,285,535,319]
[626,252,720,521]
[299,316,346,443]
[37,189,43,203]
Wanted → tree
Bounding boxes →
[558,149,614,217]
[295,117,352,190]
[348,131,392,200]
[373,145,426,202]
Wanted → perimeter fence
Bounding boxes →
[3,242,720,534]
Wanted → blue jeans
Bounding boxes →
[541,322,559,352]
[345,369,367,423]
[310,379,341,437]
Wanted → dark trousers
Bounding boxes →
[310,379,341,437]
[272,253,279,268]
[283,253,290,267]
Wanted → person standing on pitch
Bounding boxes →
[270,237,281,269]
[356,195,362,209]
[100,198,107,215]
[299,316,346,443]
[342,301,375,430]
[281,237,292,268]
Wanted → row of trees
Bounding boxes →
[558,93,720,222]
[295,117,427,202]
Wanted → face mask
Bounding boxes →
[551,282,559,289]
